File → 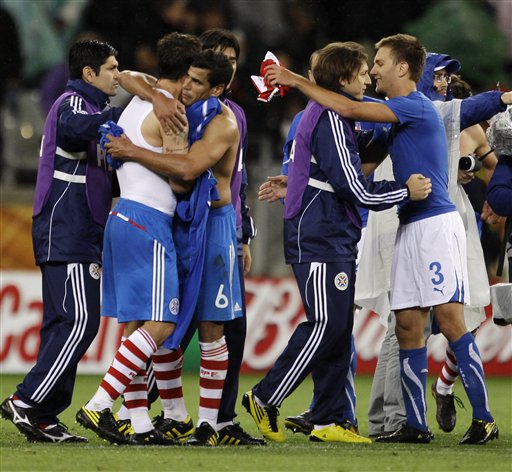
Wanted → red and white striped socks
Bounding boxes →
[436,346,458,395]
[152,346,189,421]
[86,328,157,412]
[198,337,228,428]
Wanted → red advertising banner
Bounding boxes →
[1,272,511,376]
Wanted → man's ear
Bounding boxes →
[339,78,346,89]
[82,66,96,83]
[397,61,409,78]
[211,84,226,97]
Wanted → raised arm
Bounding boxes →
[265,64,398,123]
[119,70,187,133]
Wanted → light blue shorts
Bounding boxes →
[102,198,180,323]
[194,205,243,322]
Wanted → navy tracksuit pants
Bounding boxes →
[16,262,101,424]
[253,261,355,426]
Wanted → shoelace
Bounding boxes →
[453,394,466,410]
[267,406,280,432]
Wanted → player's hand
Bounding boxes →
[105,133,137,160]
[264,64,298,87]
[242,244,252,275]
[152,91,187,134]
[258,175,288,202]
[481,200,504,224]
[405,174,432,201]
[458,169,475,185]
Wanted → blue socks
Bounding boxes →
[399,347,428,432]
[449,332,493,422]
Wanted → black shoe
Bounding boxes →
[218,423,266,445]
[129,429,181,446]
[152,413,194,441]
[431,382,465,432]
[375,424,434,444]
[35,423,88,443]
[283,410,313,435]
[76,406,129,444]
[369,429,399,439]
[0,396,45,441]
[113,414,134,438]
[459,419,499,445]
[186,422,219,447]
[340,420,359,435]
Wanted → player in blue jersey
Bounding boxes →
[243,41,431,444]
[266,33,512,445]
[0,40,122,443]
[365,58,508,440]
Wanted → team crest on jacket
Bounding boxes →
[334,272,349,291]
[89,263,101,280]
[169,298,180,316]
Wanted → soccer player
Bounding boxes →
[75,32,201,445]
[196,28,261,446]
[364,54,509,440]
[105,50,243,447]
[266,33,510,444]
[243,41,431,444]
[0,40,122,443]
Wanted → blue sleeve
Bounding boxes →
[282,111,304,175]
[384,95,421,126]
[57,96,123,141]
[460,91,506,131]
[313,111,408,211]
[486,155,512,216]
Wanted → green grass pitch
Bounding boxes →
[1,373,510,471]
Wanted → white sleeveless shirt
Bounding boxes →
[116,89,177,216]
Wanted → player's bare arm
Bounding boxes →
[264,64,399,123]
[119,70,187,133]
[106,106,239,197]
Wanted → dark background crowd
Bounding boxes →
[1,0,511,277]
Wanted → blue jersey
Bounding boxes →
[487,155,512,219]
[282,111,304,175]
[385,91,455,224]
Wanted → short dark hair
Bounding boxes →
[375,34,426,83]
[450,75,472,99]
[157,32,201,80]
[199,28,240,60]
[68,40,118,79]
[313,42,368,92]
[192,49,233,89]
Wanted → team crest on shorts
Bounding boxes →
[89,263,101,280]
[169,298,180,316]
[334,272,349,291]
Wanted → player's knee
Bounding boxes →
[437,319,467,342]
[394,323,423,347]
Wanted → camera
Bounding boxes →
[459,154,483,172]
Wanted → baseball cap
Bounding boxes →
[434,56,461,74]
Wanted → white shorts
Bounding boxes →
[390,212,469,310]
